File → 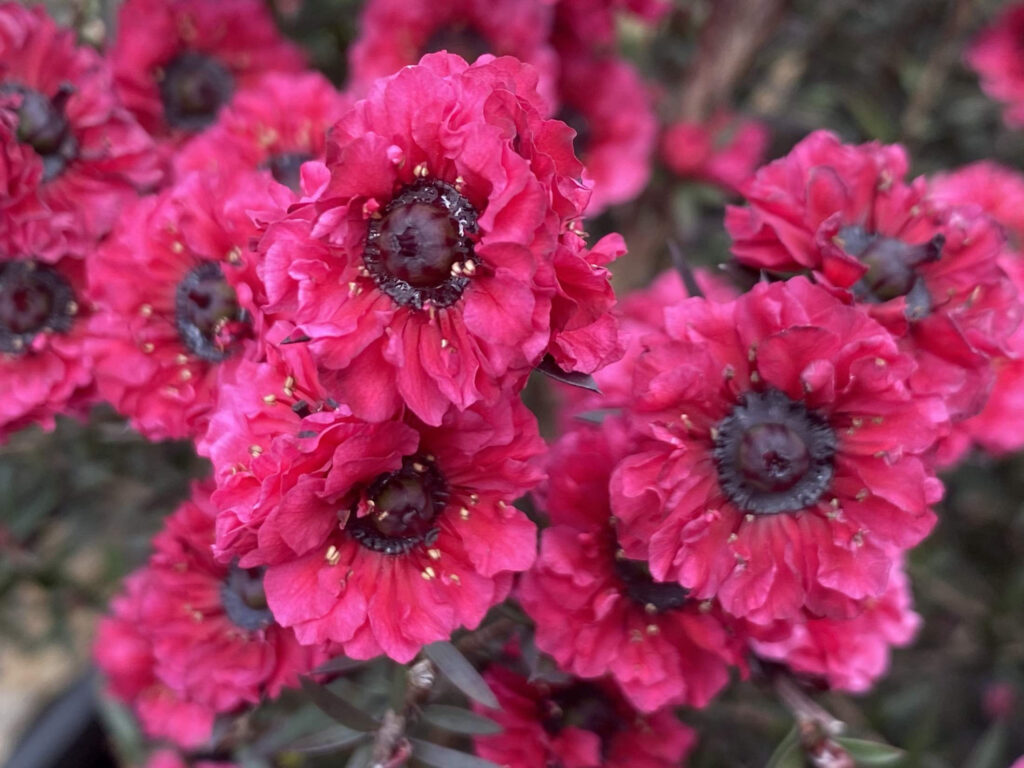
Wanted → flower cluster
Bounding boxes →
[0,0,1015,763]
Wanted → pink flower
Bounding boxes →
[257,53,619,425]
[0,222,93,439]
[347,0,559,108]
[552,0,670,50]
[0,3,161,255]
[519,417,745,712]
[87,170,286,441]
[206,345,545,662]
[930,163,1024,462]
[95,484,328,749]
[555,46,657,214]
[174,71,351,194]
[110,0,305,143]
[966,3,1024,128]
[473,665,696,768]
[662,112,770,193]
[751,565,919,692]
[726,130,1021,426]
[611,277,942,625]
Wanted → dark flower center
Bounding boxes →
[159,52,234,131]
[613,555,688,613]
[837,225,943,309]
[422,24,492,62]
[713,388,836,515]
[541,682,621,757]
[555,105,592,155]
[348,455,450,555]
[1,83,78,181]
[0,260,76,355]
[174,261,249,362]
[264,151,312,193]
[363,178,479,309]
[220,564,273,631]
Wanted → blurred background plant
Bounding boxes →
[3,0,1024,766]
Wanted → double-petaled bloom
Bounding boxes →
[518,417,746,713]
[204,340,545,662]
[257,53,621,426]
[610,277,942,626]
[94,484,328,749]
[726,130,1021,429]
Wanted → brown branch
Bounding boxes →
[369,659,435,768]
[676,0,788,122]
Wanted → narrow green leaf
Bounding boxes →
[423,641,499,709]
[535,355,601,393]
[963,722,1008,768]
[835,737,906,766]
[344,742,373,768]
[286,724,367,754]
[314,655,367,675]
[410,738,502,768]
[574,408,621,424]
[421,704,503,735]
[765,726,803,768]
[300,677,379,732]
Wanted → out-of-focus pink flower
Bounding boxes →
[662,112,769,193]
[966,3,1024,128]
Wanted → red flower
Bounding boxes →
[87,170,285,441]
[95,484,327,749]
[725,130,1021,425]
[610,277,942,625]
[519,418,745,712]
[751,565,919,692]
[0,222,93,439]
[258,53,618,425]
[110,0,305,142]
[174,72,351,194]
[206,345,545,662]
[473,666,696,768]
[0,3,161,255]
[662,112,769,193]
[966,3,1024,128]
[929,163,1024,462]
[348,0,559,108]
[555,46,657,214]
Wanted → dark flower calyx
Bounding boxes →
[713,388,836,515]
[348,455,450,555]
[613,554,688,613]
[174,261,249,362]
[837,225,943,304]
[363,178,479,310]
[220,564,273,631]
[159,51,235,131]
[2,83,78,180]
[0,259,76,355]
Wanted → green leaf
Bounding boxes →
[765,726,803,768]
[574,408,621,424]
[286,724,367,754]
[410,738,502,768]
[300,677,379,732]
[314,655,367,675]
[835,737,906,766]
[423,641,499,709]
[534,355,601,393]
[344,742,373,768]
[963,722,1007,768]
[421,704,503,735]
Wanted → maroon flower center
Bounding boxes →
[174,261,248,362]
[541,682,621,755]
[220,564,273,631]
[348,455,450,555]
[264,151,312,193]
[0,260,75,355]
[363,178,479,309]
[713,389,836,515]
[159,52,234,132]
[837,225,943,309]
[613,555,688,613]
[421,24,492,62]
[1,83,78,180]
